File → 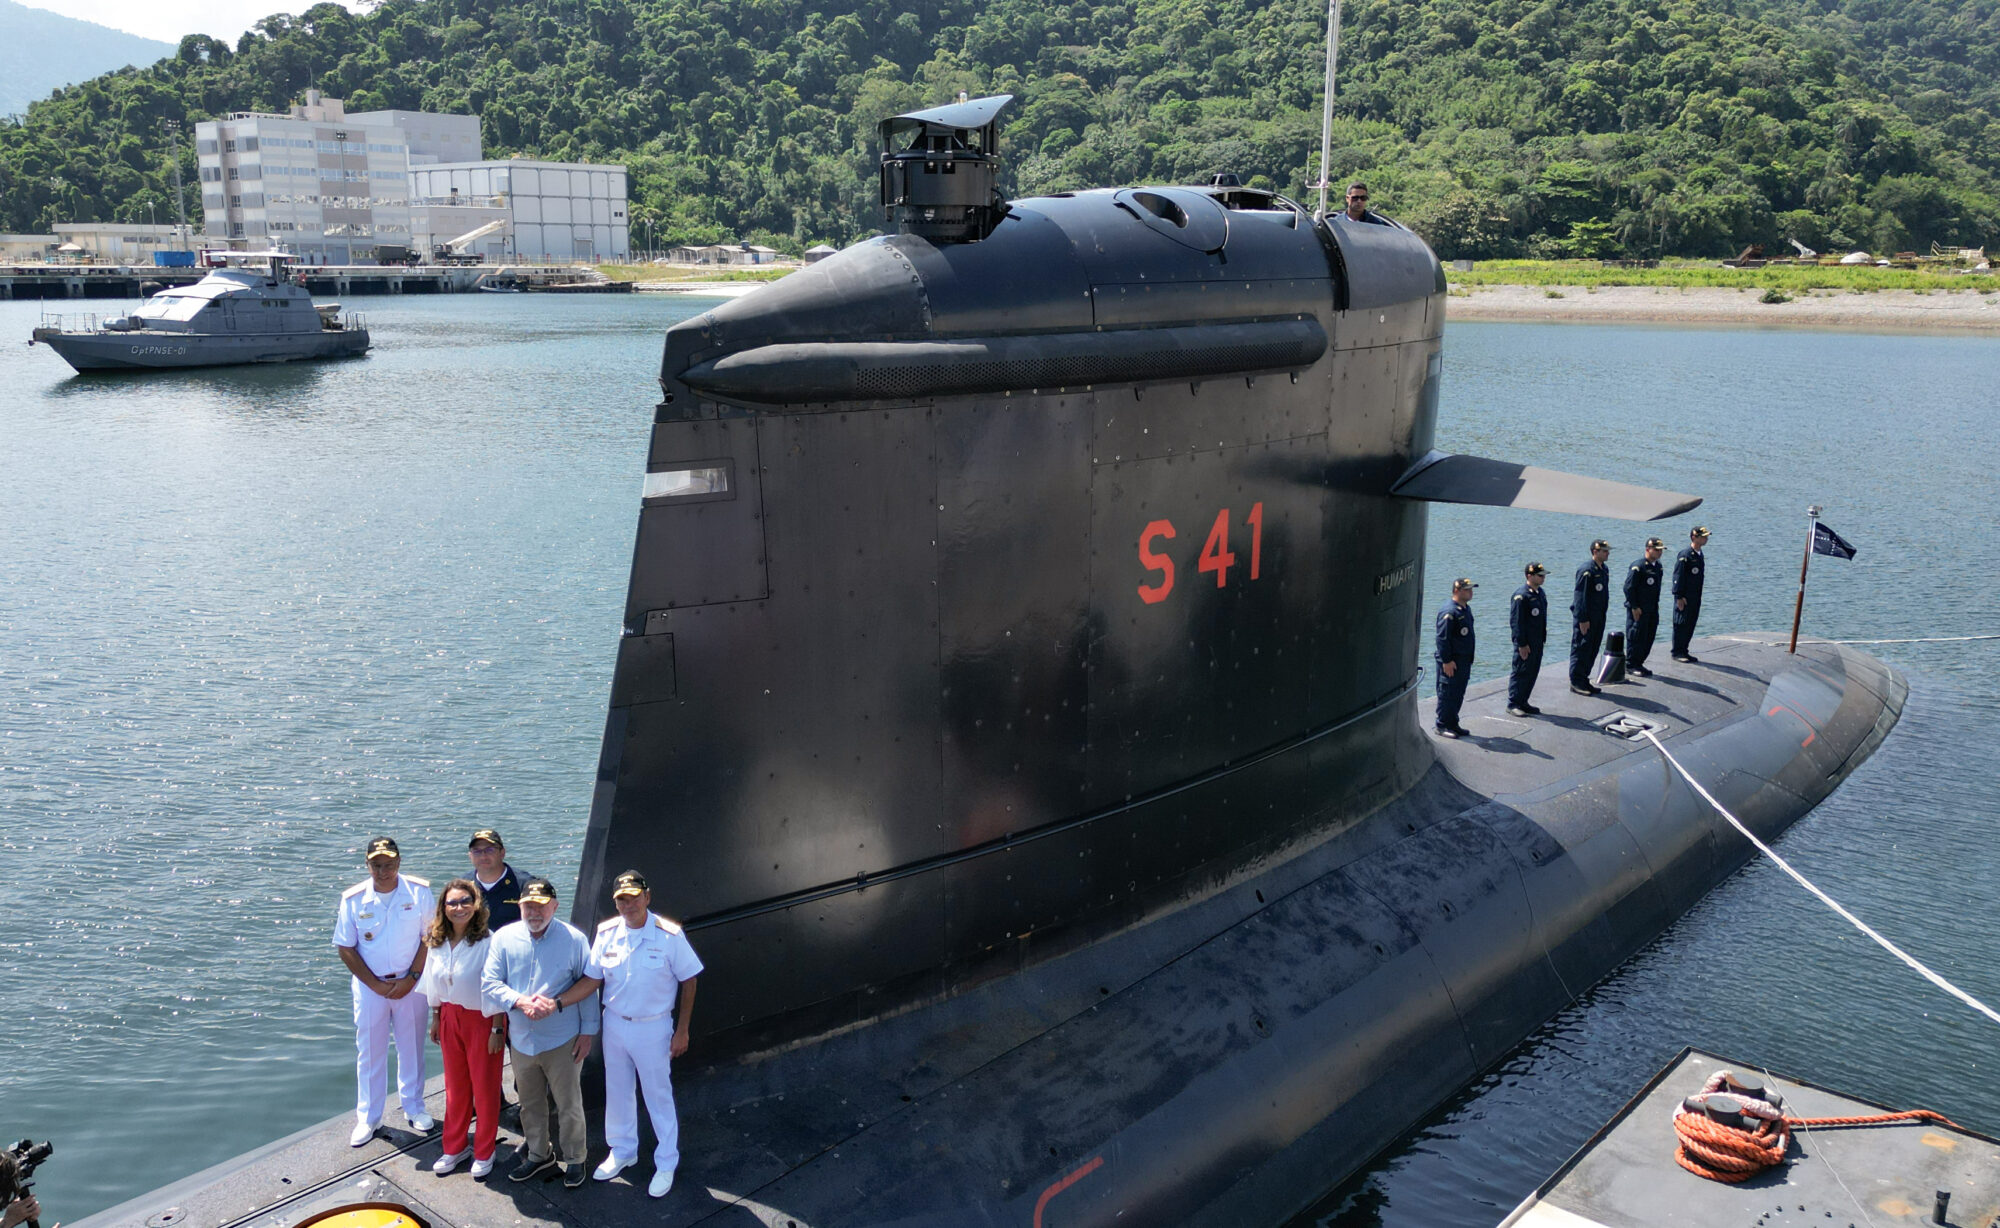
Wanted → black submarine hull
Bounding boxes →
[68,640,1903,1228]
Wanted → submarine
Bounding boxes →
[76,96,1903,1228]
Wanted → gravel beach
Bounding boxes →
[1445,282,2000,332]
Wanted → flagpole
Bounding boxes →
[1315,0,1343,219]
[1787,503,1821,654]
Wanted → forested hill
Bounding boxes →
[1,0,1996,257]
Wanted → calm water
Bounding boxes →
[2,296,1996,1225]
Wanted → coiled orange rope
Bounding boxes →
[1671,1071,1962,1183]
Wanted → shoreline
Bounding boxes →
[1446,282,2000,333]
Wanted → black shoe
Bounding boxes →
[1433,724,1464,739]
[563,1162,587,1189]
[1630,664,1653,677]
[1672,653,1697,663]
[509,1153,556,1183]
[1522,704,1541,715]
[1507,705,1533,717]
[1569,683,1599,696]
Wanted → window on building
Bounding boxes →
[197,138,218,154]
[229,195,241,208]
[243,137,259,151]
[227,167,239,180]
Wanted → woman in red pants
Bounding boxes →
[417,877,505,1177]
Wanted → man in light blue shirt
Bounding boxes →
[481,877,599,1187]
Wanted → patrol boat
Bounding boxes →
[29,252,368,372]
[77,97,1904,1228]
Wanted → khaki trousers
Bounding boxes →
[510,1041,587,1164]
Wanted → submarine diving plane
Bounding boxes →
[79,96,1901,1228]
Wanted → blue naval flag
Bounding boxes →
[1812,521,1857,559]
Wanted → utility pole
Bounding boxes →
[164,120,190,248]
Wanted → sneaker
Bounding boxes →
[432,1150,468,1175]
[470,1157,495,1179]
[593,1155,632,1182]
[406,1110,436,1133]
[509,1152,556,1183]
[563,1162,587,1189]
[349,1120,379,1148]
[648,1170,674,1199]
[1506,705,1533,718]
[1433,724,1463,739]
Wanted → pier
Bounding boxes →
[0,263,629,299]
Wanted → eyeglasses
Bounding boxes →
[444,898,477,908]
[1348,194,1368,201]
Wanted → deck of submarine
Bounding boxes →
[1500,1048,2000,1228]
[73,634,1900,1228]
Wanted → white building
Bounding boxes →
[52,223,193,263]
[196,91,433,265]
[411,161,629,262]
[344,109,482,165]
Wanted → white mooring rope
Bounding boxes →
[1720,634,2000,646]
[1640,728,2000,1029]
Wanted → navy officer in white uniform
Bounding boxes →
[333,836,436,1145]
[568,870,703,1198]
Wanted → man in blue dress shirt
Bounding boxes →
[482,877,599,1188]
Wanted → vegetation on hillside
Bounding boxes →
[1,0,1995,257]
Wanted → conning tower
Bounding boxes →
[574,96,1458,1046]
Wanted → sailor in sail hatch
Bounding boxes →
[1343,183,1390,225]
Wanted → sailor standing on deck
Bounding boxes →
[333,836,436,1146]
[560,871,704,1199]
[1624,538,1666,676]
[1569,540,1612,696]
[1507,563,1548,717]
[1672,525,1710,663]
[1433,578,1477,739]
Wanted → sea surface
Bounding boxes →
[1,294,1996,1225]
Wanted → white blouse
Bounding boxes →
[416,934,498,1014]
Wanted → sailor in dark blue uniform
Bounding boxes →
[1623,537,1666,676]
[1507,562,1548,717]
[1569,539,1612,695]
[1433,577,1477,739]
[1671,525,1710,662]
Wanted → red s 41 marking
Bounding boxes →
[1139,502,1263,603]
[1137,519,1177,604]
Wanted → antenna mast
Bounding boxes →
[164,120,190,246]
[1315,0,1344,218]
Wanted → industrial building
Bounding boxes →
[196,93,627,265]
[195,91,414,264]
[410,161,630,262]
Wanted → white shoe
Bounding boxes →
[648,1170,673,1198]
[406,1110,436,1132]
[349,1120,379,1147]
[592,1155,631,1182]
[470,1157,495,1179]
[432,1150,469,1175]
